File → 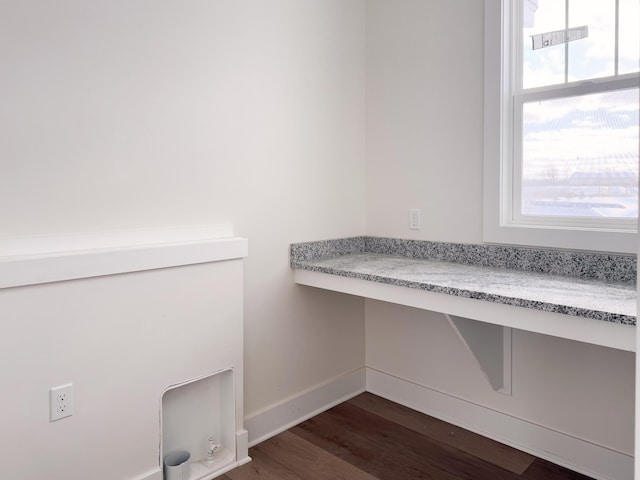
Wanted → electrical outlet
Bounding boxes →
[409,209,421,230]
[50,384,73,421]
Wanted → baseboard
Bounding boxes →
[236,429,251,466]
[366,368,632,480]
[133,462,242,480]
[141,367,630,480]
[134,469,162,480]
[133,431,250,480]
[244,367,367,447]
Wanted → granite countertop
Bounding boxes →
[291,237,637,326]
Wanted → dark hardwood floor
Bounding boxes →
[222,392,595,480]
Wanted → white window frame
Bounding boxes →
[483,0,639,253]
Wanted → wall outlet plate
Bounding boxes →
[409,209,421,230]
[50,384,73,421]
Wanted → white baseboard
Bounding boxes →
[134,462,242,480]
[134,469,162,480]
[134,430,250,480]
[366,368,632,480]
[244,368,366,447]
[236,429,252,466]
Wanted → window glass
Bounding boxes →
[522,0,566,89]
[521,88,639,219]
[567,0,615,81]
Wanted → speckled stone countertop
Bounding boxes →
[291,237,637,326]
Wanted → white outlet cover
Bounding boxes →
[409,209,421,230]
[50,384,74,422]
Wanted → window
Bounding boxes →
[484,0,640,253]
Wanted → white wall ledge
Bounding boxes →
[0,225,248,289]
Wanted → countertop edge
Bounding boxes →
[293,257,636,326]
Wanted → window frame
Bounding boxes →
[483,0,639,254]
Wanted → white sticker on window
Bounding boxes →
[531,25,588,50]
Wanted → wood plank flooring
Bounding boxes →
[223,392,595,480]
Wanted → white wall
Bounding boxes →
[3,0,633,477]
[0,1,366,478]
[1,260,245,480]
[366,0,484,241]
[365,0,634,465]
